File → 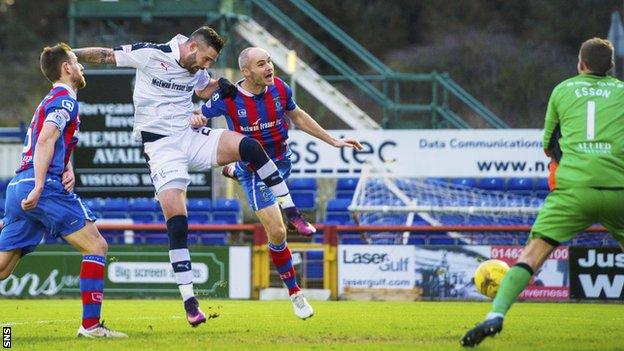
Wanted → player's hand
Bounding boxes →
[62,169,75,193]
[333,138,363,151]
[190,111,208,129]
[218,77,237,99]
[21,187,43,211]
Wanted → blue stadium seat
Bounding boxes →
[99,198,130,218]
[197,220,229,245]
[130,197,159,211]
[451,177,477,188]
[326,198,351,212]
[336,178,358,199]
[326,213,351,224]
[478,177,506,191]
[424,177,448,185]
[535,178,549,191]
[84,198,104,212]
[325,198,351,224]
[130,212,156,223]
[506,177,534,192]
[288,178,317,210]
[213,199,241,223]
[188,198,212,212]
[103,198,129,211]
[288,178,317,191]
[188,212,211,224]
[534,178,550,198]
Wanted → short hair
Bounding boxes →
[580,38,614,75]
[190,26,226,52]
[40,42,72,83]
[238,47,255,70]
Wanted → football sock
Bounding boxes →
[167,216,194,302]
[490,264,533,317]
[170,248,195,301]
[268,241,301,296]
[238,137,295,209]
[80,255,106,329]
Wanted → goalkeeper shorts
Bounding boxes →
[530,187,624,244]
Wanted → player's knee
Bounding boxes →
[267,224,286,243]
[238,137,266,162]
[88,236,108,256]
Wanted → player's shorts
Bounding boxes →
[233,154,292,212]
[142,127,226,193]
[530,187,624,244]
[0,170,96,256]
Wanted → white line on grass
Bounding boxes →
[1,315,183,326]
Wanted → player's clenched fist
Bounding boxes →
[21,187,42,211]
[190,110,208,128]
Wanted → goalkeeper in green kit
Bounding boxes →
[461,37,624,347]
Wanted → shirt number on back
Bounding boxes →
[586,100,595,140]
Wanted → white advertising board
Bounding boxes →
[338,245,416,295]
[287,129,548,178]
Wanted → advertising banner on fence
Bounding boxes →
[0,245,248,298]
[287,129,548,178]
[570,247,624,300]
[414,246,490,300]
[74,70,211,197]
[492,245,569,301]
[338,245,415,295]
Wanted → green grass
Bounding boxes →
[1,299,623,350]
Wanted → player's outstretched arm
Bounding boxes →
[286,107,363,150]
[73,47,116,65]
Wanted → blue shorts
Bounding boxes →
[233,156,292,212]
[0,170,96,256]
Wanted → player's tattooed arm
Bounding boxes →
[73,47,116,64]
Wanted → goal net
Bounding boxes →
[349,168,544,244]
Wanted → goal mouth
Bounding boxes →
[347,168,544,244]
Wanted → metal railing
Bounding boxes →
[249,0,509,129]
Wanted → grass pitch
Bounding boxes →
[1,299,623,350]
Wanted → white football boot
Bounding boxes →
[77,321,128,338]
[290,291,314,320]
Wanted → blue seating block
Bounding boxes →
[213,199,240,224]
[478,177,506,191]
[336,178,358,199]
[130,198,159,211]
[326,198,351,212]
[506,177,534,192]
[188,198,212,211]
[288,178,317,190]
[451,177,477,188]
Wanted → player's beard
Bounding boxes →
[183,53,200,74]
[74,74,86,89]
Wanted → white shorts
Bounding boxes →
[142,127,225,193]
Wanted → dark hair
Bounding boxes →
[40,42,72,83]
[580,38,614,75]
[190,26,226,52]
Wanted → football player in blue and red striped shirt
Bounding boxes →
[194,47,362,320]
[0,43,125,338]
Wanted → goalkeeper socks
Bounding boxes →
[169,248,195,302]
[268,241,301,296]
[491,264,533,317]
[80,255,106,329]
[238,137,295,209]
